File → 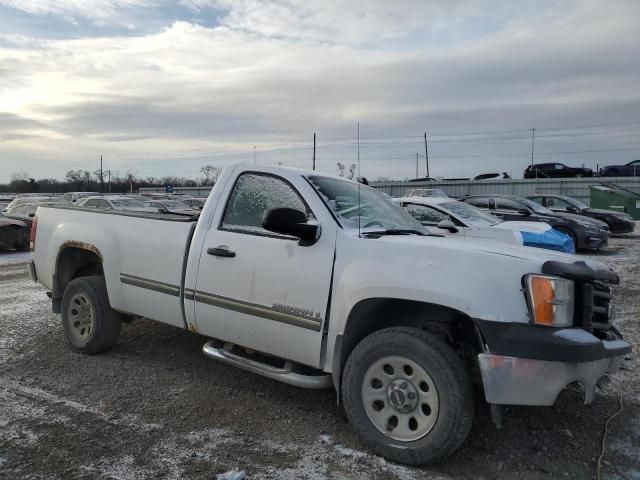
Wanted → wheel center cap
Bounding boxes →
[387,379,418,413]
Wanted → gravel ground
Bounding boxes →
[0,234,638,480]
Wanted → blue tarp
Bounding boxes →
[521,229,575,254]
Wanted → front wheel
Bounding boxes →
[341,327,474,465]
[61,276,122,354]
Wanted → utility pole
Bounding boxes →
[530,128,536,166]
[424,132,429,178]
[100,155,104,192]
[253,146,256,165]
[312,133,316,170]
[416,152,419,179]
[107,170,111,193]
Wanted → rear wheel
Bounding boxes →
[341,327,474,465]
[61,276,122,354]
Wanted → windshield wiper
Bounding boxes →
[363,229,427,237]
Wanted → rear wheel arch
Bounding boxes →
[53,244,104,312]
[332,298,485,394]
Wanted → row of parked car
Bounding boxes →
[395,188,636,254]
[523,160,640,178]
[0,191,206,251]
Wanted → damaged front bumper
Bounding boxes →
[478,353,623,406]
[475,320,631,406]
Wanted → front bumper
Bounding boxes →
[579,229,608,249]
[478,353,623,406]
[475,320,631,406]
[609,219,635,234]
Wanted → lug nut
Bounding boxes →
[400,382,407,389]
[408,392,416,400]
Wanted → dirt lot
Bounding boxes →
[1,235,638,480]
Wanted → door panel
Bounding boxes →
[192,172,336,367]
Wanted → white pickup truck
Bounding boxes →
[29,164,631,465]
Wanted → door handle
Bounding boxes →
[207,246,236,258]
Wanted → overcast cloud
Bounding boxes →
[0,0,639,182]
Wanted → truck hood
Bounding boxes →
[367,233,608,271]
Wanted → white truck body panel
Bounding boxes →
[32,208,192,328]
[31,164,612,373]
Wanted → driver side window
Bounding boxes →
[495,199,523,211]
[221,173,312,235]
[545,197,570,209]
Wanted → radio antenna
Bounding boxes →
[357,122,361,238]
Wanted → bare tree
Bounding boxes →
[336,162,345,177]
[200,165,221,186]
[65,170,84,189]
[347,163,357,180]
[10,171,30,183]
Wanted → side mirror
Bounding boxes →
[517,209,530,216]
[262,207,320,246]
[159,207,168,214]
[437,219,459,233]
[29,213,35,218]
[566,206,578,213]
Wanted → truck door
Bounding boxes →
[192,171,337,367]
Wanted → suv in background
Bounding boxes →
[524,163,593,179]
[460,194,609,250]
[527,194,635,234]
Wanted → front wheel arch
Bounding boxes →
[333,298,484,395]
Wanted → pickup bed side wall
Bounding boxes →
[33,207,193,328]
[323,233,538,373]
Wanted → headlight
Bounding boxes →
[614,213,632,221]
[525,274,575,327]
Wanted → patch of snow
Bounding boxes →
[0,251,31,266]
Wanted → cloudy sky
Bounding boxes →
[1,0,639,182]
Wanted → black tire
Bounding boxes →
[341,327,474,466]
[556,226,578,250]
[61,275,122,354]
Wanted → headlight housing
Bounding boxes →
[525,274,575,327]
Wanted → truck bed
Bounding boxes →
[32,205,197,329]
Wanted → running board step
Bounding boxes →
[202,341,332,389]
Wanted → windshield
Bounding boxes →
[162,200,190,208]
[111,199,146,207]
[307,176,427,233]
[440,200,501,226]
[518,197,554,215]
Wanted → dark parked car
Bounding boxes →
[524,163,593,179]
[527,194,635,234]
[4,201,69,228]
[0,212,29,251]
[599,159,640,177]
[460,194,609,250]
